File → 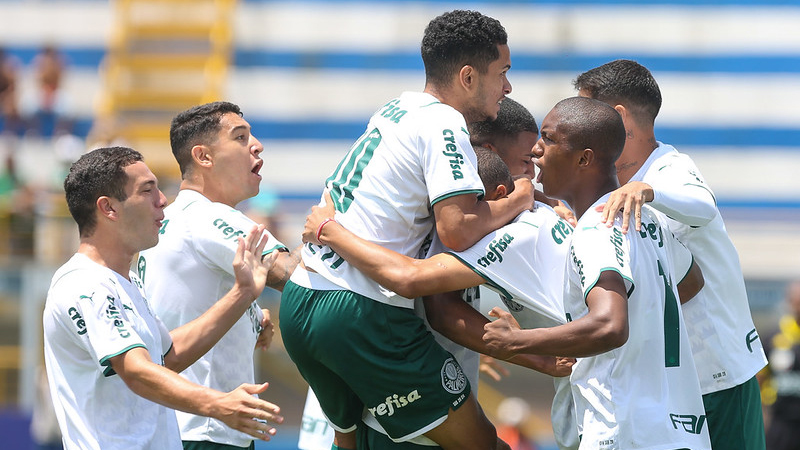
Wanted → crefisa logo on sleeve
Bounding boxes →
[440,357,467,394]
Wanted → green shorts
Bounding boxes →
[182,441,253,450]
[702,375,765,450]
[279,281,471,441]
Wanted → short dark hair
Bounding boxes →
[553,96,626,168]
[170,101,243,177]
[64,146,143,237]
[475,146,513,195]
[469,97,538,147]
[573,59,662,125]
[421,10,507,87]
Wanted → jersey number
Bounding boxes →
[658,260,681,367]
[327,128,381,213]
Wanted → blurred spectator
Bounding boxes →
[760,280,800,450]
[26,45,68,137]
[0,47,22,135]
[496,397,538,450]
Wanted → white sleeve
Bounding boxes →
[647,153,717,227]
[571,218,634,301]
[418,110,485,206]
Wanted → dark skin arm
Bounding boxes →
[677,260,704,304]
[432,177,534,251]
[424,291,574,377]
[483,271,629,359]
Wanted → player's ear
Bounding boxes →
[484,183,508,201]
[459,65,475,91]
[191,144,213,168]
[578,148,594,168]
[97,196,118,220]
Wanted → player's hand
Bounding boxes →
[483,307,523,360]
[255,308,275,351]
[596,181,654,233]
[553,201,577,227]
[302,191,336,245]
[553,356,576,377]
[479,354,510,382]
[511,176,536,212]
[233,225,278,301]
[212,382,284,441]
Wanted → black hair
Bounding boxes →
[170,101,242,177]
[469,97,538,147]
[421,10,507,87]
[573,59,662,125]
[64,146,143,237]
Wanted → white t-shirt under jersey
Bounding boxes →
[43,253,181,450]
[299,91,485,309]
[565,197,711,450]
[137,189,286,447]
[632,142,767,394]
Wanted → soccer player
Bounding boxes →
[574,59,768,449]
[43,147,283,450]
[482,96,711,449]
[304,147,575,449]
[137,102,300,449]
[279,10,535,450]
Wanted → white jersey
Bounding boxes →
[300,91,485,309]
[43,253,181,450]
[565,196,710,450]
[137,189,286,447]
[633,142,766,393]
[452,205,579,450]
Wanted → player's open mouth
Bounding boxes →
[252,160,263,175]
[533,160,543,184]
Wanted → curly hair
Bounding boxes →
[421,10,507,87]
[170,101,243,177]
[64,146,143,237]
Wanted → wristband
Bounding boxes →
[316,217,336,242]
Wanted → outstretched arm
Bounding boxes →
[111,347,283,441]
[599,179,716,233]
[303,193,485,298]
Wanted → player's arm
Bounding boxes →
[316,222,484,298]
[166,225,277,373]
[677,259,704,304]
[264,244,302,292]
[424,291,573,377]
[304,193,485,298]
[432,177,534,251]
[483,271,629,359]
[600,177,717,233]
[110,347,282,440]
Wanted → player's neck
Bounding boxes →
[572,174,621,220]
[615,128,658,185]
[78,240,134,280]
